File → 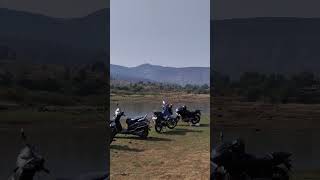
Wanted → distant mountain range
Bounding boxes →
[0,8,109,64]
[111,64,209,86]
[212,17,320,79]
[2,8,320,80]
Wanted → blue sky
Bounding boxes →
[110,0,210,67]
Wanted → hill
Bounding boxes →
[111,64,209,85]
[0,8,109,64]
[212,17,320,79]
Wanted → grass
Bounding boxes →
[110,115,210,180]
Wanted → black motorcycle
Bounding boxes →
[211,139,292,180]
[110,108,150,142]
[152,111,177,133]
[56,172,109,180]
[175,106,201,125]
[9,129,50,180]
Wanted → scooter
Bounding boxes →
[9,129,50,180]
[110,108,150,140]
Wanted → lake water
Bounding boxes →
[110,101,210,119]
[0,121,108,180]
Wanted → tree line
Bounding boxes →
[213,71,320,104]
[0,61,108,106]
[111,81,210,95]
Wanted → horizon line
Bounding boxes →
[0,7,108,19]
[111,63,210,69]
[212,16,320,21]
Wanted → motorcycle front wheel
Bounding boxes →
[155,123,163,133]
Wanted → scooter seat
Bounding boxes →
[131,116,144,121]
[126,117,145,125]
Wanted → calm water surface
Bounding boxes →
[110,101,210,119]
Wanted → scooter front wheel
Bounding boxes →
[140,128,149,139]
[109,130,117,144]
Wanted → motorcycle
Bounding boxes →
[56,172,109,180]
[9,129,50,180]
[110,108,150,141]
[175,106,201,125]
[211,139,292,180]
[152,111,177,133]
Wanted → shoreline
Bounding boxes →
[111,93,209,103]
[212,97,320,129]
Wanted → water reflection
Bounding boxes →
[110,101,210,119]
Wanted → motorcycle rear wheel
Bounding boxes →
[167,118,177,129]
[272,167,289,180]
[211,171,231,180]
[191,115,201,125]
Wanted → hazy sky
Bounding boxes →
[110,0,210,67]
[0,0,108,18]
[212,0,320,19]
